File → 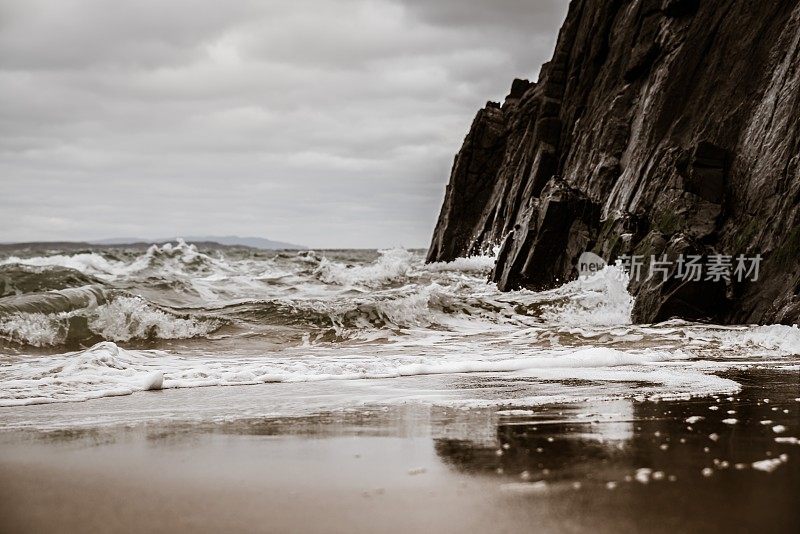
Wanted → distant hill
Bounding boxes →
[88,237,146,245]
[179,235,306,250]
[91,235,306,250]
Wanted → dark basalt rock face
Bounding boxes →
[427,0,800,324]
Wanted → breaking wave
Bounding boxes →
[0,242,798,407]
[0,290,221,347]
[313,248,415,287]
[0,238,231,281]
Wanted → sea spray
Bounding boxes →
[0,243,798,407]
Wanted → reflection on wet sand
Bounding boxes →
[0,370,797,533]
[435,400,634,480]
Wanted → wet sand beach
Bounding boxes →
[1,369,798,534]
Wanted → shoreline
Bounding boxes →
[1,369,798,533]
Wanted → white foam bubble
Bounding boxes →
[752,457,787,473]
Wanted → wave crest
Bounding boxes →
[314,248,414,287]
[0,292,221,347]
[538,266,633,326]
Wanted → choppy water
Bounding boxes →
[0,240,798,409]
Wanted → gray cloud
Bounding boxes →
[0,0,568,248]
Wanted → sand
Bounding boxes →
[0,369,798,533]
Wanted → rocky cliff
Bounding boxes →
[427,0,800,324]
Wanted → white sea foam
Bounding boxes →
[714,325,800,355]
[0,295,219,347]
[0,239,231,281]
[88,296,219,342]
[0,312,68,347]
[0,252,129,277]
[0,341,740,406]
[539,266,633,326]
[424,252,497,273]
[752,456,788,473]
[314,248,414,287]
[1,244,798,417]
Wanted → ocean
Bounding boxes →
[0,240,798,424]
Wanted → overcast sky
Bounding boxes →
[0,0,568,248]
